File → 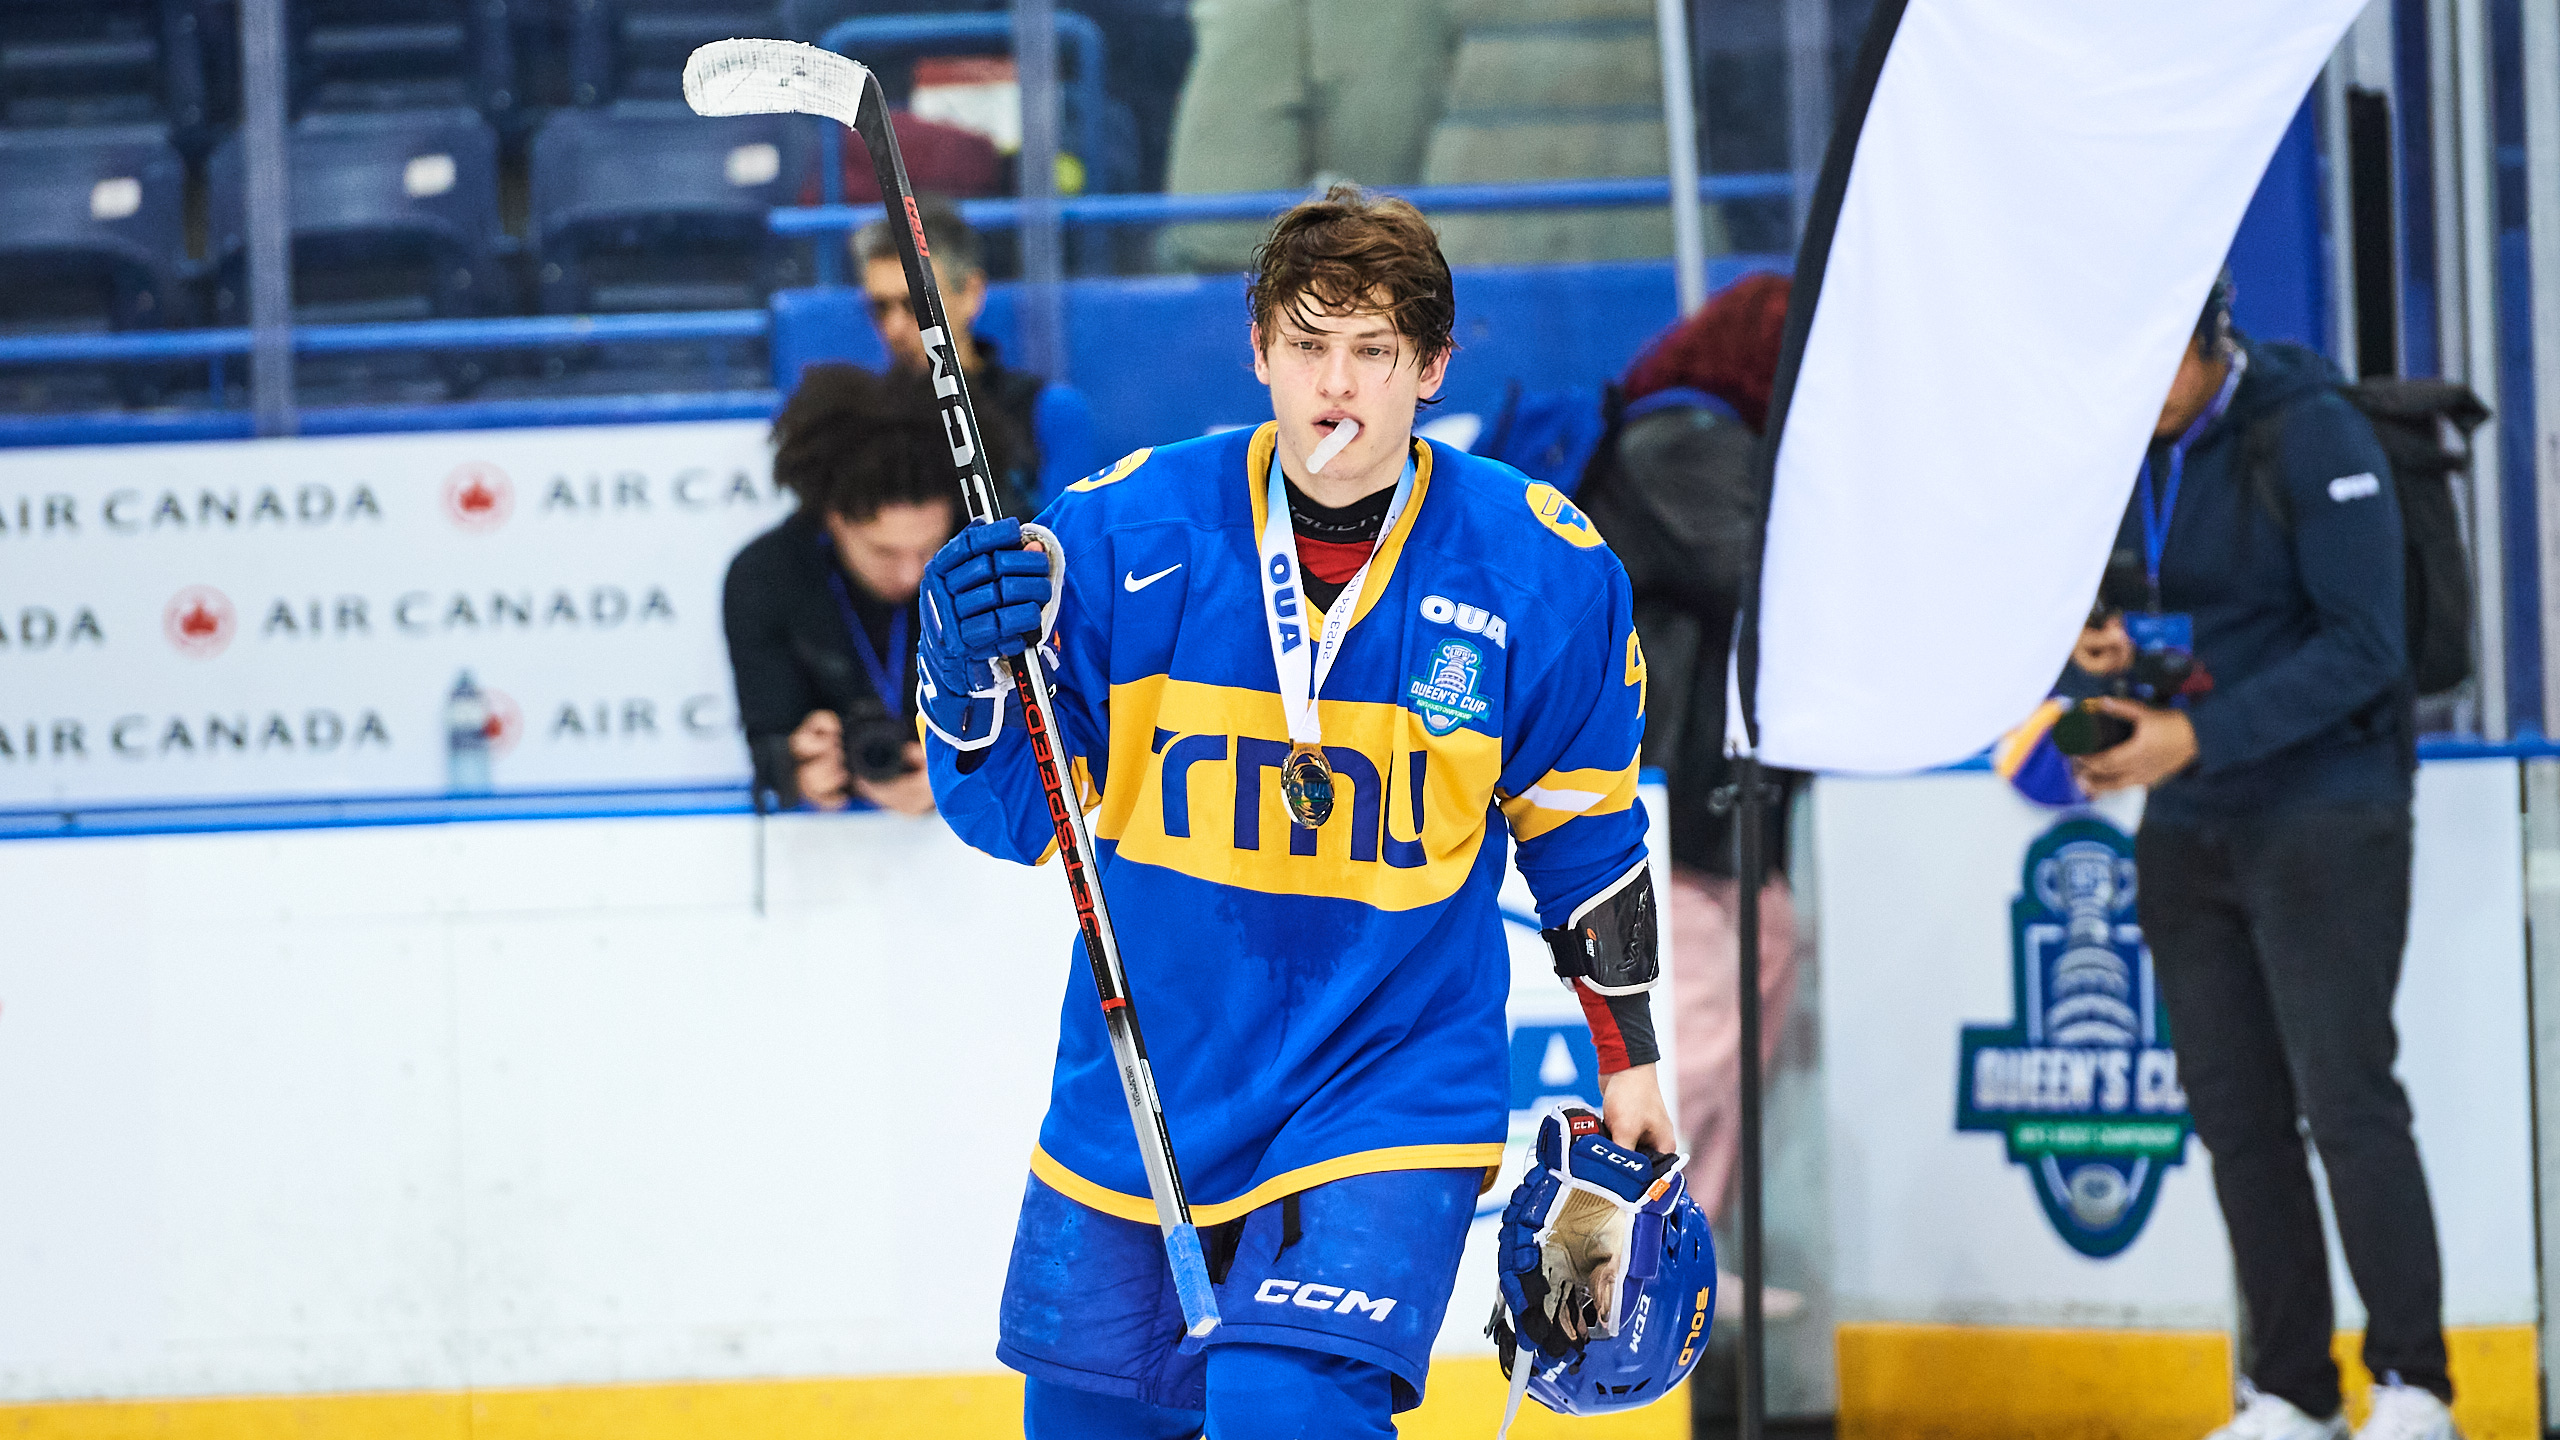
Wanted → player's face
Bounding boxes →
[1253,302,1449,496]
[863,255,987,374]
[827,498,958,603]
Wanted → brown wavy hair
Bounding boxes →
[1247,184,1455,372]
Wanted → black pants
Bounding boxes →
[2138,802,2449,1415]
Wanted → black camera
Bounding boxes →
[837,685,919,783]
[2053,550,2198,757]
[796,642,920,785]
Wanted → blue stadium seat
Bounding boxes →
[207,108,505,323]
[0,0,210,134]
[290,0,517,122]
[0,124,189,408]
[205,108,505,399]
[0,125,187,331]
[569,0,792,106]
[530,102,814,313]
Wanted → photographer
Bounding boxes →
[723,364,1014,817]
[2070,279,2452,1440]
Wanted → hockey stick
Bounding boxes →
[684,37,1222,1343]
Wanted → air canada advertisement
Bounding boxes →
[0,421,791,811]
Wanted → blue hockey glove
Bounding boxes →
[1492,1103,1715,1435]
[1495,1105,1678,1360]
[918,519,1062,749]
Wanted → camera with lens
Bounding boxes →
[2053,549,2202,757]
[796,641,921,785]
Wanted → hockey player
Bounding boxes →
[914,186,1674,1436]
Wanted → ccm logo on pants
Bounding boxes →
[1253,1278,1398,1321]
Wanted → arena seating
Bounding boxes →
[571,0,794,105]
[204,106,505,398]
[0,0,211,134]
[0,124,191,407]
[0,124,190,330]
[0,3,1820,430]
[207,107,505,323]
[1424,0,1714,267]
[289,0,518,120]
[530,103,816,313]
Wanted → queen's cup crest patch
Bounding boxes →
[1407,638,1489,736]
[1955,814,2193,1257]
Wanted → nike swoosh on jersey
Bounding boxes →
[1124,564,1183,592]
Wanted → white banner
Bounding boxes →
[1758,0,2364,772]
[0,422,791,808]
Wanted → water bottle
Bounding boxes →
[446,671,493,795]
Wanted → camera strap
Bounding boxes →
[822,543,911,708]
[2137,349,2248,601]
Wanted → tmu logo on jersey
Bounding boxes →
[1955,815,2192,1258]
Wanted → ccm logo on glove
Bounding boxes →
[2329,472,2382,502]
[1252,1278,1398,1321]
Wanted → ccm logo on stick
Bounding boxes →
[920,324,981,475]
[1419,594,1506,649]
[1253,1278,1398,1321]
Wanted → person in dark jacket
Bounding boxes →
[722,364,1018,816]
[2074,281,2451,1440]
[853,198,1100,509]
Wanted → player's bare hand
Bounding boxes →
[789,710,850,810]
[2074,615,2133,676]
[1600,1063,1678,1156]
[854,744,936,817]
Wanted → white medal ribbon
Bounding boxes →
[1256,441,1415,750]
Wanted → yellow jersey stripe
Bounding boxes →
[1500,760,1639,841]
[1029,1142,1508,1226]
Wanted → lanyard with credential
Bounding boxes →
[2136,350,2247,604]
[822,541,910,708]
[1256,448,1416,828]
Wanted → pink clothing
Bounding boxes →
[1669,865,1800,1220]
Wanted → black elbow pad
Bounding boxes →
[1540,863,1659,996]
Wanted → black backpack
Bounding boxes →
[2240,374,2490,697]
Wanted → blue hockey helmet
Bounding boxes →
[1490,1106,1718,1426]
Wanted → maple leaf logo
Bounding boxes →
[442,462,514,531]
[163,586,235,657]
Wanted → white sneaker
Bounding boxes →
[2207,1385,2345,1440]
[2357,1382,2458,1440]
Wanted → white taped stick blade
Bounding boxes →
[682,38,870,127]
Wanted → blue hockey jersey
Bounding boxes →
[929,422,1650,1226]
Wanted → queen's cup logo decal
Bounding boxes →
[1955,815,2192,1257]
[1407,639,1488,736]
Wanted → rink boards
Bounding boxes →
[0,786,1681,1438]
[0,718,2544,1436]
[1816,761,2539,1440]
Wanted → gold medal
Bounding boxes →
[1281,743,1336,828]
